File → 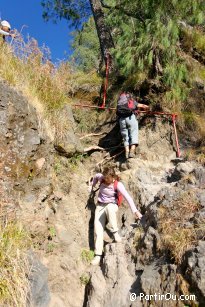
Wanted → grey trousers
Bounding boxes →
[119,114,138,147]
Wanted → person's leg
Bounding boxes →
[105,203,121,242]
[127,115,138,158]
[119,118,129,158]
[124,145,129,159]
[130,144,136,157]
[92,205,106,264]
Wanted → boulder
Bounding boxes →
[185,241,205,304]
[28,250,50,307]
[54,105,83,157]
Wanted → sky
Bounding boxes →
[0,0,73,62]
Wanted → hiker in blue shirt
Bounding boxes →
[117,92,149,159]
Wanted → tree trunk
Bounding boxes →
[89,0,114,61]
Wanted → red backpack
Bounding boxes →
[116,93,136,118]
[114,180,124,206]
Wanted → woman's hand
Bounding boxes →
[137,103,150,111]
[135,211,143,220]
[88,185,93,193]
[87,176,93,193]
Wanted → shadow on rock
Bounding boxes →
[85,190,96,251]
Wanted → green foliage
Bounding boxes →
[48,226,56,238]
[81,249,94,263]
[182,28,205,56]
[46,242,56,253]
[54,160,63,174]
[80,273,90,285]
[198,66,205,81]
[106,0,205,103]
[42,0,205,108]
[68,153,87,169]
[71,17,101,72]
[41,0,91,27]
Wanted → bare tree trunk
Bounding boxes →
[89,0,114,61]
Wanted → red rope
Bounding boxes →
[72,104,181,158]
[73,104,176,117]
[73,103,115,110]
[172,114,181,158]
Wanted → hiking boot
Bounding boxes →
[129,151,135,158]
[91,255,101,266]
[113,232,122,243]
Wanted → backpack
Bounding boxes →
[116,93,136,118]
[114,180,123,206]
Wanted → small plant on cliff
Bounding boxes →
[185,147,205,167]
[46,242,56,253]
[81,249,94,263]
[0,221,31,306]
[79,273,90,286]
[48,226,56,239]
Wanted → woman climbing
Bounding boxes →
[89,166,142,265]
[117,92,149,159]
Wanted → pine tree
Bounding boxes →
[71,17,100,71]
[102,0,205,102]
[41,0,114,60]
[42,0,205,104]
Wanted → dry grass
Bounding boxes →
[133,226,144,246]
[185,146,205,166]
[161,226,197,263]
[158,191,200,263]
[182,28,205,56]
[0,220,31,306]
[0,34,102,140]
[0,39,66,110]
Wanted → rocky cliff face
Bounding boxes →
[0,79,204,307]
[86,158,205,307]
[0,79,86,306]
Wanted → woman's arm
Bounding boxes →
[90,173,104,188]
[117,182,142,219]
[138,103,149,110]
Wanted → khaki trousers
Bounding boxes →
[94,202,118,255]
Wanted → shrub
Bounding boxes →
[79,274,90,285]
[0,34,102,139]
[158,191,200,263]
[80,249,94,263]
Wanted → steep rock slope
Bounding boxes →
[1,79,204,307]
[86,140,205,305]
[0,79,86,306]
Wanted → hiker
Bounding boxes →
[117,92,149,159]
[0,20,15,43]
[89,166,142,265]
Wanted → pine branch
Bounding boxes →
[100,0,145,23]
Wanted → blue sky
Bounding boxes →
[1,0,73,62]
